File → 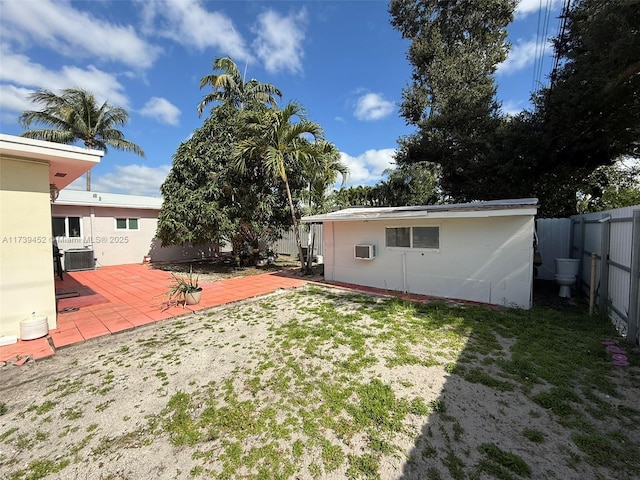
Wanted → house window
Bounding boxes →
[116,218,139,231]
[413,226,439,249]
[386,226,439,249]
[385,227,410,248]
[52,216,81,238]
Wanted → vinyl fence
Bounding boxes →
[537,205,640,345]
[274,224,324,259]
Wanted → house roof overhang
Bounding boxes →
[54,189,163,210]
[0,134,104,190]
[301,198,539,223]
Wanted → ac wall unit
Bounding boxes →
[354,244,376,260]
[64,249,95,271]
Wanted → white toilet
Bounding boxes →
[554,258,580,298]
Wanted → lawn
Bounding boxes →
[0,284,638,479]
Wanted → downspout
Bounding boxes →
[402,251,407,294]
[89,207,95,259]
[331,222,336,281]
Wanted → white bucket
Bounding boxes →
[20,315,49,340]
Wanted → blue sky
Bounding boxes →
[0,0,563,196]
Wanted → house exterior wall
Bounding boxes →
[323,215,535,309]
[0,157,57,335]
[53,205,160,267]
[52,203,216,267]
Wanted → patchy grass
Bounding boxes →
[1,285,639,479]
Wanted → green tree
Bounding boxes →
[157,104,294,265]
[19,88,145,191]
[197,56,282,116]
[158,56,291,265]
[507,0,640,217]
[233,102,324,271]
[301,140,348,215]
[378,161,441,206]
[389,0,516,201]
[577,160,640,213]
[299,140,348,271]
[535,0,639,174]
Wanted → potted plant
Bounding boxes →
[166,266,202,306]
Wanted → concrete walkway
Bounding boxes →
[0,264,307,365]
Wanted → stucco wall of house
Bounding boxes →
[0,157,58,335]
[53,205,160,267]
[52,203,217,267]
[322,215,535,309]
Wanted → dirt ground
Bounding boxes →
[0,272,637,479]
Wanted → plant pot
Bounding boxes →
[185,288,202,305]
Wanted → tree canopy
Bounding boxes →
[388,0,516,202]
[233,101,329,269]
[156,104,299,264]
[159,57,346,269]
[197,56,282,116]
[19,87,144,191]
[388,0,639,217]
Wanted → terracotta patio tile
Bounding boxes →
[5,263,311,364]
[50,330,85,348]
[77,324,111,340]
[102,315,134,330]
[127,314,157,327]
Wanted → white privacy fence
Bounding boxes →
[274,224,324,258]
[537,205,640,345]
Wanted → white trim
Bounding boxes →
[115,217,140,231]
[53,215,83,239]
[302,198,539,223]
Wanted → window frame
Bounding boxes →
[115,217,140,231]
[52,216,82,238]
[385,225,440,251]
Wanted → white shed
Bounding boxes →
[302,198,539,309]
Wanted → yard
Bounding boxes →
[0,284,638,479]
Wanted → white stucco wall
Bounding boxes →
[53,205,160,267]
[322,215,535,309]
[52,201,216,267]
[0,157,57,335]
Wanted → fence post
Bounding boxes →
[600,215,611,314]
[577,216,586,289]
[627,210,640,345]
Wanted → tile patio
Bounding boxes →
[0,263,307,365]
[0,263,485,367]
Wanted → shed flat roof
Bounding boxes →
[302,198,539,222]
[55,189,163,210]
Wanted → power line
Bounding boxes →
[532,0,557,92]
[550,0,573,86]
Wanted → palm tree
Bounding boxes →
[19,88,145,191]
[198,57,282,116]
[300,140,348,270]
[233,101,324,270]
[304,140,348,215]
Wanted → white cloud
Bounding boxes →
[253,9,307,75]
[0,49,130,114]
[141,0,251,63]
[339,148,396,185]
[76,164,172,196]
[498,38,541,75]
[515,0,562,18]
[0,84,35,115]
[140,97,181,126]
[354,93,394,121]
[501,100,527,116]
[0,0,161,69]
